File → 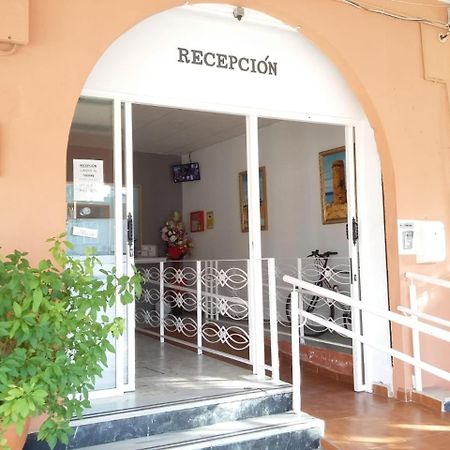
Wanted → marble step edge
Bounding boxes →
[25,387,294,449]
[75,385,293,426]
[78,412,324,450]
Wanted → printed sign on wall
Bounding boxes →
[73,159,104,202]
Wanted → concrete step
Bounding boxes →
[24,386,294,449]
[76,412,324,450]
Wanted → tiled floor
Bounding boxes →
[87,333,283,416]
[89,334,450,449]
[300,368,450,449]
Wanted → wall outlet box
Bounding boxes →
[0,0,29,45]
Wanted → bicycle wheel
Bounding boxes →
[302,291,335,337]
[285,287,335,337]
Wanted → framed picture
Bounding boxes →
[319,147,347,224]
[190,210,205,232]
[239,166,268,233]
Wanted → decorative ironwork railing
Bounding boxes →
[135,259,266,375]
[135,256,354,377]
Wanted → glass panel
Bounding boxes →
[66,97,118,391]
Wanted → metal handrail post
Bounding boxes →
[409,280,422,391]
[268,258,280,382]
[291,289,301,414]
[297,258,305,344]
[159,261,165,343]
[196,260,203,355]
[247,259,256,374]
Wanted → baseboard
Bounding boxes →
[372,383,393,399]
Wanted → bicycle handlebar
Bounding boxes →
[307,250,338,258]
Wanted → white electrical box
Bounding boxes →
[398,220,446,263]
[0,0,29,45]
[416,221,446,264]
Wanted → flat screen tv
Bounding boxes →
[172,162,201,183]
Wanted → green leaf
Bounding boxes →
[13,302,22,317]
[32,288,44,313]
[47,434,57,449]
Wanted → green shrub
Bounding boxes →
[0,234,141,449]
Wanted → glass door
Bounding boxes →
[66,97,135,397]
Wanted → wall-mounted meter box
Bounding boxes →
[398,220,446,263]
[0,0,29,45]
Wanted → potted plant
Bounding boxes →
[161,211,192,260]
[0,234,141,449]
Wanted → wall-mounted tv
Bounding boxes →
[172,162,201,183]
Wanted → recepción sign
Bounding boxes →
[177,47,278,76]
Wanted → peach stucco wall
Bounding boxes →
[0,0,449,397]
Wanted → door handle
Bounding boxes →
[127,212,134,257]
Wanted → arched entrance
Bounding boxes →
[66,4,392,399]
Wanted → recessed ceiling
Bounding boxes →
[69,99,278,154]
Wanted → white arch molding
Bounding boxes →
[81,3,392,391]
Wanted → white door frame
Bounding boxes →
[80,87,387,394]
[124,101,136,392]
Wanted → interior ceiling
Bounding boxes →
[70,100,278,155]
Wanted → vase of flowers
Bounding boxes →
[161,211,192,260]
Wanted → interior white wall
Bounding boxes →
[182,120,347,260]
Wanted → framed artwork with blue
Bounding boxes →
[319,147,347,224]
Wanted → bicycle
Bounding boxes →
[285,250,349,337]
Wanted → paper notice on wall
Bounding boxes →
[73,159,105,201]
[72,226,99,239]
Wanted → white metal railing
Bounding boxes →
[264,257,352,350]
[283,274,450,413]
[403,271,450,391]
[135,258,280,382]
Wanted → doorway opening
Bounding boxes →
[66,97,364,412]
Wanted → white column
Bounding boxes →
[246,115,265,379]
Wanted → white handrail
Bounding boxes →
[404,271,449,391]
[297,305,450,382]
[282,275,450,344]
[405,272,450,289]
[283,274,450,397]
[398,305,450,330]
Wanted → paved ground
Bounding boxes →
[300,368,450,449]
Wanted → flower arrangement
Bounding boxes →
[161,211,192,259]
